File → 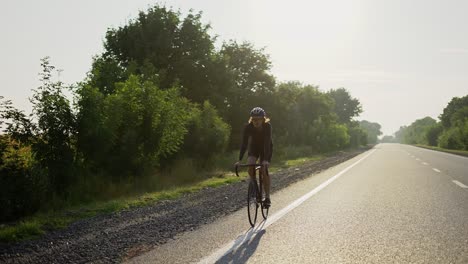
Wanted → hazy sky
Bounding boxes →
[1,0,467,136]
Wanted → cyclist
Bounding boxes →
[235,107,273,208]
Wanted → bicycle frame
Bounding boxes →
[235,163,269,226]
[235,163,265,177]
[235,164,266,194]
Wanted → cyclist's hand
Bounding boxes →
[262,161,270,167]
[234,161,241,177]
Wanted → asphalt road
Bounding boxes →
[128,144,468,263]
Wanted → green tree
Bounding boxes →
[172,12,217,103]
[327,88,362,124]
[347,121,368,147]
[268,81,302,144]
[182,101,231,168]
[103,5,181,75]
[437,95,468,150]
[87,5,279,151]
[267,82,356,152]
[402,117,437,145]
[219,41,276,148]
[101,5,221,105]
[294,85,336,146]
[359,120,382,144]
[0,137,47,221]
[438,127,465,150]
[426,123,443,146]
[394,126,407,143]
[30,57,76,195]
[439,95,468,128]
[315,123,350,151]
[87,55,129,95]
[380,135,395,143]
[0,58,75,218]
[76,75,192,176]
[0,97,36,144]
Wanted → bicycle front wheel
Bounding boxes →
[247,180,258,227]
[261,186,269,219]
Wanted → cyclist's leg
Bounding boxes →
[260,155,271,208]
[247,156,257,181]
[260,156,271,204]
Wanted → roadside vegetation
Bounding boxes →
[0,5,380,242]
[414,144,468,157]
[0,151,331,243]
[379,95,468,154]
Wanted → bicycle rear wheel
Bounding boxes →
[260,168,269,219]
[247,180,258,227]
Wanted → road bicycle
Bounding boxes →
[235,164,269,227]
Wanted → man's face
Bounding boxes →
[252,117,263,128]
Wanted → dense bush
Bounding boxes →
[77,75,192,176]
[319,123,350,151]
[426,123,443,146]
[0,137,47,221]
[0,58,75,220]
[438,126,465,150]
[181,101,230,168]
[347,122,368,147]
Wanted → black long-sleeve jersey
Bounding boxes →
[239,122,273,162]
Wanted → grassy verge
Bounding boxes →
[268,155,325,173]
[415,144,468,157]
[0,173,248,243]
[0,151,328,243]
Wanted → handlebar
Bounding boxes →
[234,164,265,177]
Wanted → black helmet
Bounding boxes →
[250,107,265,117]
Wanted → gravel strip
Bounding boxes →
[0,148,369,263]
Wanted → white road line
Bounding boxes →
[422,162,429,165]
[453,180,468,189]
[433,168,441,173]
[198,149,377,264]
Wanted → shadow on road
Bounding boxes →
[216,220,267,264]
